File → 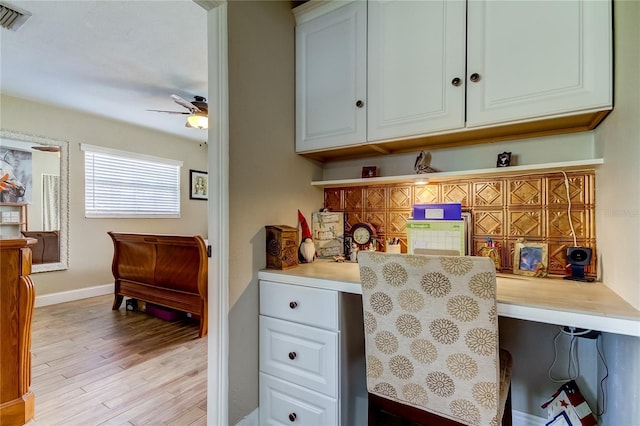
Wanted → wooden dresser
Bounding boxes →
[0,237,36,425]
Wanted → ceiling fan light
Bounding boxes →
[187,114,208,130]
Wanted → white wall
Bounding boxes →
[0,94,208,295]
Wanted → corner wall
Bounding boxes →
[227,2,323,423]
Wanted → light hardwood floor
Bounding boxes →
[26,295,207,425]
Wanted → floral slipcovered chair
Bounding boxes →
[358,252,513,426]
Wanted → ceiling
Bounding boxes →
[0,0,208,142]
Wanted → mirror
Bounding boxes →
[0,129,69,272]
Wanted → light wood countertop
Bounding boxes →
[259,260,640,337]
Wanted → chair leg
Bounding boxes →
[502,384,513,426]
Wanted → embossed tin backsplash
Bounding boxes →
[324,171,596,276]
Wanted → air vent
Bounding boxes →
[0,3,31,31]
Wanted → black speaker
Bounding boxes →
[564,247,593,282]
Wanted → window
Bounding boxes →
[82,144,182,218]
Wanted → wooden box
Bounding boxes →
[265,225,298,270]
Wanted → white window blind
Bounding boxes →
[82,144,182,218]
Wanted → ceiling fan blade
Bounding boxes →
[171,94,201,113]
[147,109,190,115]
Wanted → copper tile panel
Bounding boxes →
[508,210,544,237]
[365,187,387,210]
[324,189,342,211]
[548,208,588,239]
[364,211,386,235]
[414,184,439,204]
[345,213,366,232]
[344,188,364,211]
[388,211,412,234]
[473,181,504,207]
[474,210,504,236]
[389,186,412,210]
[508,178,542,206]
[442,182,470,207]
[548,173,587,205]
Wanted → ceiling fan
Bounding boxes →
[148,95,209,129]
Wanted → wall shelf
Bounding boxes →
[311,158,604,188]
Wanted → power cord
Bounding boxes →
[561,171,578,247]
[547,326,608,417]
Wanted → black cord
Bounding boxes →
[595,335,609,417]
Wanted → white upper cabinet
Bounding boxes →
[295,1,367,152]
[294,0,612,158]
[466,0,612,127]
[367,0,466,140]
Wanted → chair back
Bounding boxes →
[358,252,500,426]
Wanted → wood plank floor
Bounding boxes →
[26,295,207,426]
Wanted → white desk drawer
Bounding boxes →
[259,373,338,426]
[260,315,338,398]
[260,280,338,330]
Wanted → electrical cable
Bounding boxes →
[595,335,609,416]
[561,171,578,247]
[548,328,580,383]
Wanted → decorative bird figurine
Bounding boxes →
[297,209,316,263]
[414,151,439,174]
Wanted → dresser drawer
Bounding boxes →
[260,315,338,397]
[259,373,338,426]
[260,280,338,330]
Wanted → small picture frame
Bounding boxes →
[189,170,208,200]
[497,152,512,167]
[361,166,377,178]
[513,241,548,277]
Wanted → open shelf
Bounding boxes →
[311,158,604,188]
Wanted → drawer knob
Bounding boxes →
[288,351,297,360]
[451,77,462,87]
[356,100,364,108]
[288,412,297,422]
[289,301,298,309]
[469,72,481,83]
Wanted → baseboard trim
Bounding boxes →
[35,283,114,307]
[514,409,547,426]
[233,408,542,426]
[235,408,258,426]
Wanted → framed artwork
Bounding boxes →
[497,152,512,167]
[361,166,377,178]
[189,170,208,200]
[513,241,548,277]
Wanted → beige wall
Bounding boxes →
[594,1,640,425]
[227,1,323,423]
[0,94,208,295]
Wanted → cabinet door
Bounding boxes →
[367,0,466,141]
[466,0,612,127]
[296,1,366,152]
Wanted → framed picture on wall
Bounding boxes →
[189,170,208,200]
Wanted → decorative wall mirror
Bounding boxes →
[0,129,69,272]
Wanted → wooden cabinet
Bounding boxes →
[0,237,36,425]
[0,203,28,237]
[259,280,366,425]
[295,0,612,161]
[295,0,366,152]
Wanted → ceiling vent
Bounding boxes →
[0,2,31,31]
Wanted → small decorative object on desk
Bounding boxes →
[297,210,315,263]
[477,237,501,270]
[513,239,548,277]
[414,151,439,174]
[265,225,298,270]
[361,166,377,178]
[496,152,512,167]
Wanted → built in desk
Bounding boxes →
[259,259,640,337]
